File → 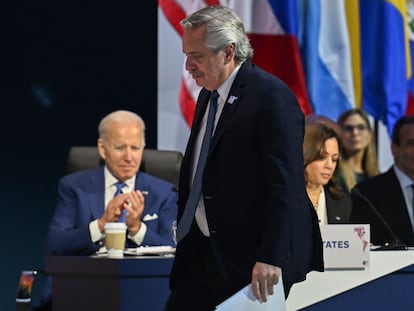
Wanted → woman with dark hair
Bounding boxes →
[304,122,352,224]
[336,108,379,192]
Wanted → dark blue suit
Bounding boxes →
[350,167,414,246]
[169,61,323,303]
[45,166,178,255]
[36,167,178,309]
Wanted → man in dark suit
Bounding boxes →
[351,115,414,247]
[165,5,323,311]
[35,110,178,310]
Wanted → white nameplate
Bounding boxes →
[320,224,370,270]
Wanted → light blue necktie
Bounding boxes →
[114,181,126,222]
[176,91,219,242]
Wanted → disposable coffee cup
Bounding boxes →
[104,222,127,258]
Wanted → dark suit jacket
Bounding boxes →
[325,187,352,224]
[36,166,178,308]
[170,61,323,298]
[45,166,178,255]
[350,167,414,246]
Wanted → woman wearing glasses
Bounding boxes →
[336,109,379,192]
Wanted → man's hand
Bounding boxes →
[98,193,130,232]
[251,262,281,302]
[123,190,146,235]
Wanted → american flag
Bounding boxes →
[158,0,311,127]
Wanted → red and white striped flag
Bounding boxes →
[159,0,312,127]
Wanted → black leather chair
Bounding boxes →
[65,146,183,187]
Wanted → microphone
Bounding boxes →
[351,188,407,251]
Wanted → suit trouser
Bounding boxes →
[165,225,246,311]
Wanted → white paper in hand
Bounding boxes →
[215,276,286,311]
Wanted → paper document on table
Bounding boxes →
[215,276,285,311]
[123,246,175,256]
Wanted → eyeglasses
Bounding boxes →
[342,124,369,133]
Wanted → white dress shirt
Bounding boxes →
[393,165,414,231]
[316,188,328,225]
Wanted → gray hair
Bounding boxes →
[180,5,253,65]
[98,110,146,146]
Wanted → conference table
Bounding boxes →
[46,254,174,311]
[286,250,414,310]
[46,250,414,311]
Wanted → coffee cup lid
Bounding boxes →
[104,222,127,230]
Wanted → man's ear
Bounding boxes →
[97,138,106,160]
[391,142,398,159]
[224,43,235,64]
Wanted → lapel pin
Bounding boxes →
[227,95,238,104]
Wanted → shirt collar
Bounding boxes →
[104,166,136,190]
[216,64,241,102]
[393,164,414,188]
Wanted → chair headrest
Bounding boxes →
[65,146,183,186]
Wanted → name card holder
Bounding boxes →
[320,224,370,270]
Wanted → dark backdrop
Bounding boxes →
[1,2,158,309]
